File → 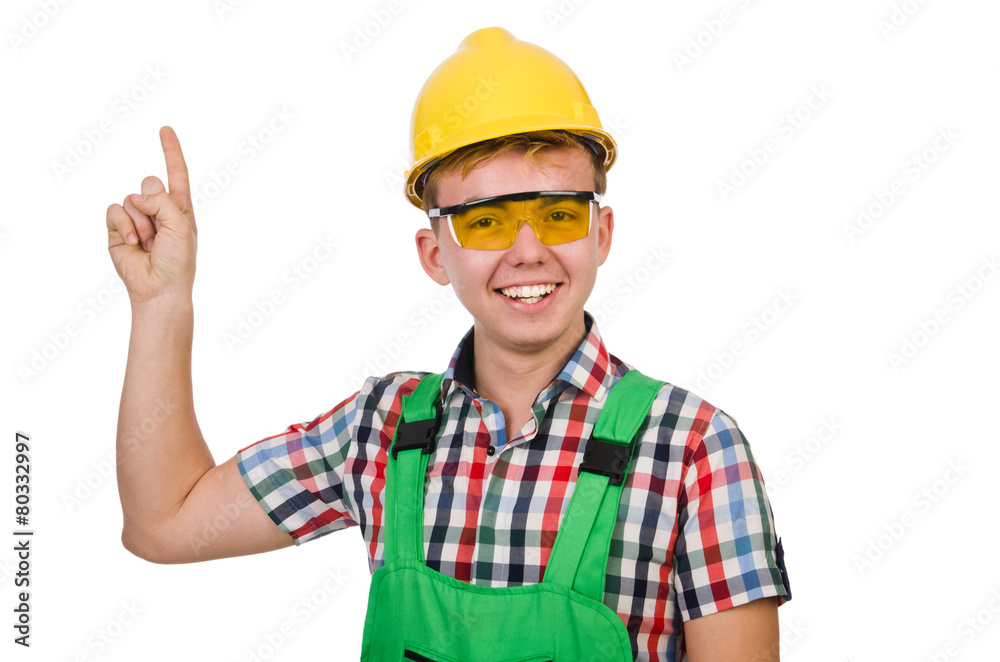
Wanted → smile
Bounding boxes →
[498,283,558,304]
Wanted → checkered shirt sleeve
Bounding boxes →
[672,407,789,620]
[236,390,365,544]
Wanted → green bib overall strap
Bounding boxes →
[361,369,665,662]
[543,368,664,600]
[383,372,445,565]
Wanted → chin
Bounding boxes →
[481,313,583,355]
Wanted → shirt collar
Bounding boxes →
[440,312,614,405]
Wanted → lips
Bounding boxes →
[499,283,557,300]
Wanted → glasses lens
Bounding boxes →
[451,201,516,250]
[450,194,592,250]
[530,194,592,245]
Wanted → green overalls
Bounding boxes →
[360,370,664,662]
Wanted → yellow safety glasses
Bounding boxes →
[428,191,601,250]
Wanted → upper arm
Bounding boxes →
[125,455,293,563]
[684,597,780,662]
[673,406,791,623]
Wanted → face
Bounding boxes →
[415,146,614,358]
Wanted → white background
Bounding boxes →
[2,0,998,660]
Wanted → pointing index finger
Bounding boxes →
[159,126,193,215]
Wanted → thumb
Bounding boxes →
[129,191,193,236]
[140,176,166,197]
[139,177,167,230]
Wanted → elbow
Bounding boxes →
[121,525,174,564]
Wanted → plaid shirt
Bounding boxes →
[237,316,791,661]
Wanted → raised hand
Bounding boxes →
[106,126,198,305]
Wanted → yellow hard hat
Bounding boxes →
[404,27,618,208]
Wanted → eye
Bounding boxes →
[466,216,500,230]
[545,210,575,223]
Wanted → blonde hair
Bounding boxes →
[421,131,608,230]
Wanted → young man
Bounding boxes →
[106,28,790,661]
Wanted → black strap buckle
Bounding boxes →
[391,417,439,459]
[579,438,632,486]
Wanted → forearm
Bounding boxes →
[116,296,214,553]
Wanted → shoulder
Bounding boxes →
[613,360,746,455]
[614,360,722,428]
[355,370,437,411]
[351,370,443,445]
[238,370,437,459]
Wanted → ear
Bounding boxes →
[415,227,451,286]
[596,205,614,266]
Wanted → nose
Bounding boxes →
[504,218,549,264]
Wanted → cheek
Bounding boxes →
[564,245,600,291]
[574,266,598,293]
[440,249,498,303]
[448,276,478,307]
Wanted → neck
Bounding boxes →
[470,313,588,406]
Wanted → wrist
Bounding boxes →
[130,291,195,319]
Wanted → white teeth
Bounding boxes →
[500,283,557,301]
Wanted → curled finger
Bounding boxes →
[106,203,138,248]
[123,194,157,251]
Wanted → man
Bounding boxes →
[106,27,790,661]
